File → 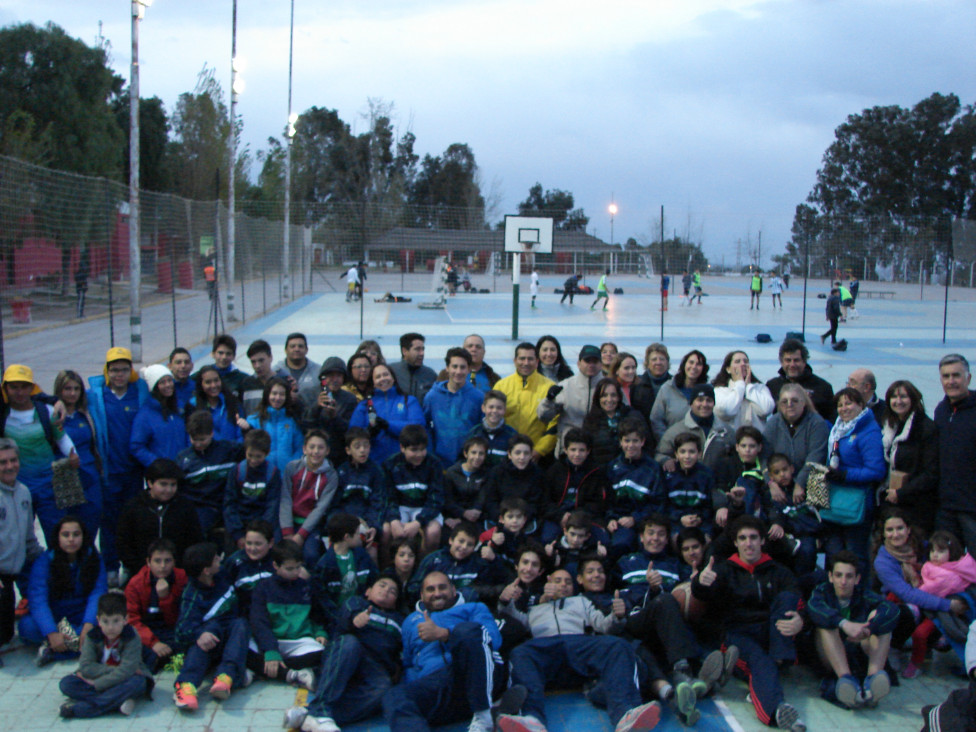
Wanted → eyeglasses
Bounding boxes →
[108,367,130,374]
[779,398,801,405]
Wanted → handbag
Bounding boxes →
[804,462,830,509]
[820,482,866,526]
[51,458,86,510]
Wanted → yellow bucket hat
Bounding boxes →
[104,347,138,382]
[1,364,41,402]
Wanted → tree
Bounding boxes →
[518,183,589,231]
[114,94,170,193]
[408,143,485,229]
[165,66,233,201]
[786,93,976,276]
[0,22,124,176]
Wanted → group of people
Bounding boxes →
[0,328,975,731]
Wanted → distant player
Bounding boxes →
[530,269,540,309]
[591,269,610,311]
[660,271,670,311]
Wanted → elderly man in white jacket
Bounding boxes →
[496,568,662,732]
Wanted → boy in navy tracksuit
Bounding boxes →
[383,425,445,552]
[249,542,326,688]
[615,515,687,603]
[223,429,281,549]
[312,513,379,629]
[546,509,605,578]
[331,428,387,552]
[291,574,405,732]
[606,418,666,558]
[407,522,491,602]
[479,497,532,573]
[665,433,715,542]
[220,519,275,619]
[173,542,250,710]
[177,411,242,536]
[465,390,516,468]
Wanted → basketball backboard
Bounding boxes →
[504,215,554,254]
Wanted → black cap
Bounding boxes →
[688,383,715,403]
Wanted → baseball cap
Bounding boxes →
[578,345,601,361]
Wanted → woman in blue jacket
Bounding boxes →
[822,387,886,563]
[129,365,188,468]
[349,363,424,464]
[19,515,107,665]
[53,370,103,538]
[245,377,303,474]
[190,365,246,443]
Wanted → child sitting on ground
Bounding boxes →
[172,542,251,711]
[332,428,388,564]
[443,436,490,530]
[124,538,188,671]
[407,521,490,602]
[903,530,976,678]
[224,429,281,550]
[383,425,444,554]
[58,593,152,719]
[280,429,339,567]
[312,513,379,629]
[220,519,275,620]
[545,509,606,577]
[766,453,820,575]
[249,541,324,690]
[479,497,531,572]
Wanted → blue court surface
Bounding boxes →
[4,273,971,731]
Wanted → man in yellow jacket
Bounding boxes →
[494,343,558,461]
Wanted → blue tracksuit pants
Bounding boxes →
[59,674,148,717]
[725,591,800,727]
[382,622,498,732]
[176,616,250,688]
[510,634,642,727]
[308,634,393,724]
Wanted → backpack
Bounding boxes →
[235,460,275,497]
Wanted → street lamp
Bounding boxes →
[608,201,618,247]
[129,0,154,361]
[282,0,295,300]
[226,0,243,321]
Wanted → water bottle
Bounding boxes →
[367,398,377,427]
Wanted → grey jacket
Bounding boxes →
[650,380,693,440]
[537,371,604,454]
[655,411,735,474]
[389,361,438,403]
[505,594,624,637]
[0,479,41,575]
[273,358,322,408]
[762,410,830,489]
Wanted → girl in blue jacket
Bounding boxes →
[245,377,303,475]
[19,515,107,665]
[349,363,425,464]
[191,366,246,443]
[130,365,188,468]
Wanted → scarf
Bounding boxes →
[690,412,714,434]
[827,408,869,463]
[885,540,921,587]
[881,412,914,467]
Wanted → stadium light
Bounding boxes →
[129,0,155,360]
[608,200,618,247]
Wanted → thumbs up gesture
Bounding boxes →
[612,589,627,618]
[417,610,448,643]
[646,561,663,588]
[353,605,371,629]
[698,556,718,587]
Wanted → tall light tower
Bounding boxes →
[129,0,154,361]
[608,200,618,247]
[226,0,243,321]
[282,0,295,300]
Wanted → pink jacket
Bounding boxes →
[920,553,976,598]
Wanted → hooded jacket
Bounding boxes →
[279,457,339,539]
[691,552,800,628]
[246,406,304,475]
[129,397,188,467]
[494,370,557,457]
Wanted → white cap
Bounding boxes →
[140,364,173,393]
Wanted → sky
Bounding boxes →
[3,0,975,266]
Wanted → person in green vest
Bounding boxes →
[692,270,703,304]
[836,281,854,321]
[591,269,610,311]
[750,271,763,310]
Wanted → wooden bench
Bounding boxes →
[857,290,895,299]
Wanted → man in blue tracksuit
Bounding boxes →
[86,347,149,582]
[382,571,502,732]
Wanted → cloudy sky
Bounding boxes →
[3,0,975,265]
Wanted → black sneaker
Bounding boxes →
[492,684,528,728]
[59,702,75,718]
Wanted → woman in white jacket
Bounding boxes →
[712,350,775,432]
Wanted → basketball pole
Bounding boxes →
[511,251,520,340]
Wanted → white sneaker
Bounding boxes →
[468,714,493,732]
[283,705,307,729]
[287,668,316,690]
[300,716,340,732]
[119,698,135,716]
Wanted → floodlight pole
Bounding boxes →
[226,0,239,321]
[511,252,520,340]
[801,232,810,339]
[129,0,152,362]
[282,0,295,301]
[660,204,664,339]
